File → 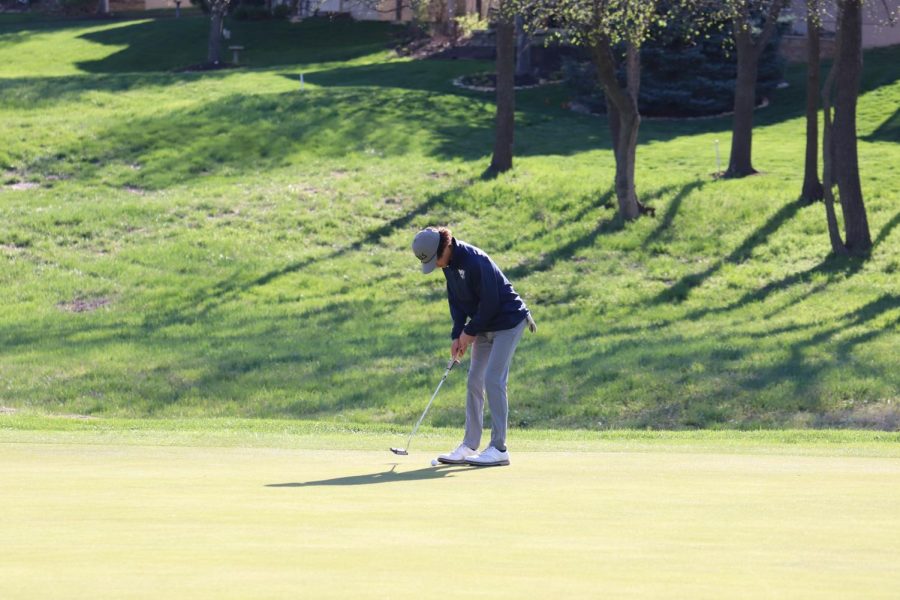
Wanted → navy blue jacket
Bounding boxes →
[443,238,528,339]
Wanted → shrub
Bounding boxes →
[272,3,290,19]
[562,14,786,118]
[233,4,270,20]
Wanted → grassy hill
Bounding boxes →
[0,15,898,429]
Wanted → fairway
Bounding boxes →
[3,430,900,598]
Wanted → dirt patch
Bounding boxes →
[174,61,238,73]
[59,413,97,420]
[394,37,455,60]
[0,406,17,415]
[453,73,561,93]
[815,403,900,430]
[58,297,112,313]
[4,181,40,190]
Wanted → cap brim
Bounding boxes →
[420,257,438,274]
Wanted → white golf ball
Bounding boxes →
[431,459,439,466]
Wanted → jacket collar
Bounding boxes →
[447,237,466,270]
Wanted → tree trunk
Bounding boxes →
[725,27,760,178]
[475,0,482,19]
[821,55,847,255]
[489,17,515,174]
[515,15,531,79]
[831,0,871,254]
[591,39,645,221]
[801,0,824,202]
[725,2,785,179]
[207,5,226,64]
[395,0,402,21]
[446,0,457,40]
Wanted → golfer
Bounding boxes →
[412,227,534,467]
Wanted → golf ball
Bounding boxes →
[431,459,439,466]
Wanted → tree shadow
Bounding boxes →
[505,187,618,280]
[653,200,803,304]
[74,17,400,74]
[266,463,474,487]
[861,107,899,143]
[0,73,204,110]
[138,181,467,332]
[641,180,706,248]
[736,293,900,401]
[874,211,900,248]
[682,252,866,323]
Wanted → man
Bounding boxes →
[411,226,534,467]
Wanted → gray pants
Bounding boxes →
[463,318,527,451]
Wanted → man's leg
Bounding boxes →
[484,319,526,451]
[463,333,492,451]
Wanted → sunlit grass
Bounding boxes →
[0,16,898,429]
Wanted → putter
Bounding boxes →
[390,355,460,456]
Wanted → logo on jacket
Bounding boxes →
[458,269,466,280]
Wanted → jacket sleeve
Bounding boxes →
[447,284,468,340]
[463,258,500,336]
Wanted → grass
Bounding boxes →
[2,425,900,599]
[4,414,900,455]
[0,15,898,429]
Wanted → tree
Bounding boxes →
[522,0,662,220]
[489,7,516,174]
[800,0,825,203]
[821,0,872,255]
[717,0,788,178]
[207,0,232,64]
[515,14,533,79]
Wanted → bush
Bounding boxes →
[272,3,290,19]
[233,4,270,20]
[562,14,786,118]
[455,13,488,39]
[58,0,96,14]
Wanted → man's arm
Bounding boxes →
[462,259,501,336]
[447,286,468,340]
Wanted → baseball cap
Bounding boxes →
[412,228,441,274]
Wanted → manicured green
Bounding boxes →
[4,414,900,455]
[2,425,899,599]
[0,16,898,429]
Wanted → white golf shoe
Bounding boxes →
[437,443,478,465]
[465,446,510,467]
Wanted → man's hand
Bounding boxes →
[455,332,477,358]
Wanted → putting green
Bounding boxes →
[2,434,900,599]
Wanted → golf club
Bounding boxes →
[390,355,460,456]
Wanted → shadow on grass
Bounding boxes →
[266,464,475,487]
[861,107,899,143]
[874,211,900,248]
[73,17,400,74]
[652,200,803,304]
[505,187,618,280]
[139,181,467,332]
[523,291,899,428]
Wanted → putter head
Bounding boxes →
[390,447,408,456]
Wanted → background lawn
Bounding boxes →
[0,15,898,429]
